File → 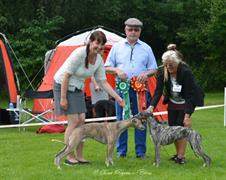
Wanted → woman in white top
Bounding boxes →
[53,31,124,165]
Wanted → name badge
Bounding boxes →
[173,84,182,92]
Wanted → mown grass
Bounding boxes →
[204,91,224,105]
[0,92,225,180]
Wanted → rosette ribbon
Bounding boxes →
[116,79,131,120]
[130,76,146,112]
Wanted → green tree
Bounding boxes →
[1,0,225,91]
[9,7,64,91]
[177,0,226,90]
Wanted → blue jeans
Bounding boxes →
[115,88,149,156]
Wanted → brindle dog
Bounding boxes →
[54,117,145,169]
[134,112,211,167]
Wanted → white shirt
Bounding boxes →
[54,46,106,91]
[169,77,185,104]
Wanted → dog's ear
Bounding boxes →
[132,118,141,124]
[133,113,140,119]
[141,111,153,118]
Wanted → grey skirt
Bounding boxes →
[53,81,87,115]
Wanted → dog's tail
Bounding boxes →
[55,145,68,158]
[189,131,211,167]
[51,139,66,145]
[188,131,201,157]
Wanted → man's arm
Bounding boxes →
[137,69,157,83]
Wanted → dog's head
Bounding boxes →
[133,111,153,120]
[131,118,146,130]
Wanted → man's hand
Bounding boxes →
[94,85,102,92]
[116,69,127,81]
[137,72,148,83]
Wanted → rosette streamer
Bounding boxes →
[116,79,131,120]
[130,77,146,112]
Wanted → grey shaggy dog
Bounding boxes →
[134,112,211,167]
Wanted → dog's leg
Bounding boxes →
[54,137,81,169]
[105,143,110,167]
[105,142,115,167]
[54,145,67,169]
[54,145,72,169]
[154,143,161,167]
[189,134,211,167]
[109,143,115,166]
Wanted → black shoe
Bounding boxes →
[64,159,80,166]
[169,155,178,161]
[136,155,146,160]
[77,160,90,164]
[175,157,186,164]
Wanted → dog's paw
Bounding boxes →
[57,166,62,170]
[105,161,110,167]
[152,162,159,167]
[203,163,210,168]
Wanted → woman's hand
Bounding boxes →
[100,80,125,107]
[146,105,154,113]
[60,97,68,110]
[183,116,192,128]
[117,98,125,107]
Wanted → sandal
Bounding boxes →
[169,155,178,161]
[77,159,90,164]
[175,157,186,164]
[64,159,80,166]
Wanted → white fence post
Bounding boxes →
[224,87,226,126]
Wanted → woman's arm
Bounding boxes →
[182,69,196,128]
[100,80,125,107]
[91,76,101,91]
[183,69,195,115]
[150,67,165,108]
[105,66,127,81]
[60,72,71,110]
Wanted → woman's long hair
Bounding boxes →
[85,31,107,68]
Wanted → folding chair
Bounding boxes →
[19,89,55,124]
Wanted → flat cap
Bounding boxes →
[124,18,143,27]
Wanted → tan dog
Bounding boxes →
[54,117,145,169]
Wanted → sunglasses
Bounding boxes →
[126,28,140,32]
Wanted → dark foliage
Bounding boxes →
[0,0,225,91]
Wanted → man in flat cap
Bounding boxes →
[105,17,157,159]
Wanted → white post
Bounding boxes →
[224,87,226,126]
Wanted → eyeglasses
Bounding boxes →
[164,62,177,68]
[126,28,140,32]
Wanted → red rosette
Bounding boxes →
[130,77,145,92]
[130,77,146,112]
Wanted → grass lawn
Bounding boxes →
[0,92,225,180]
